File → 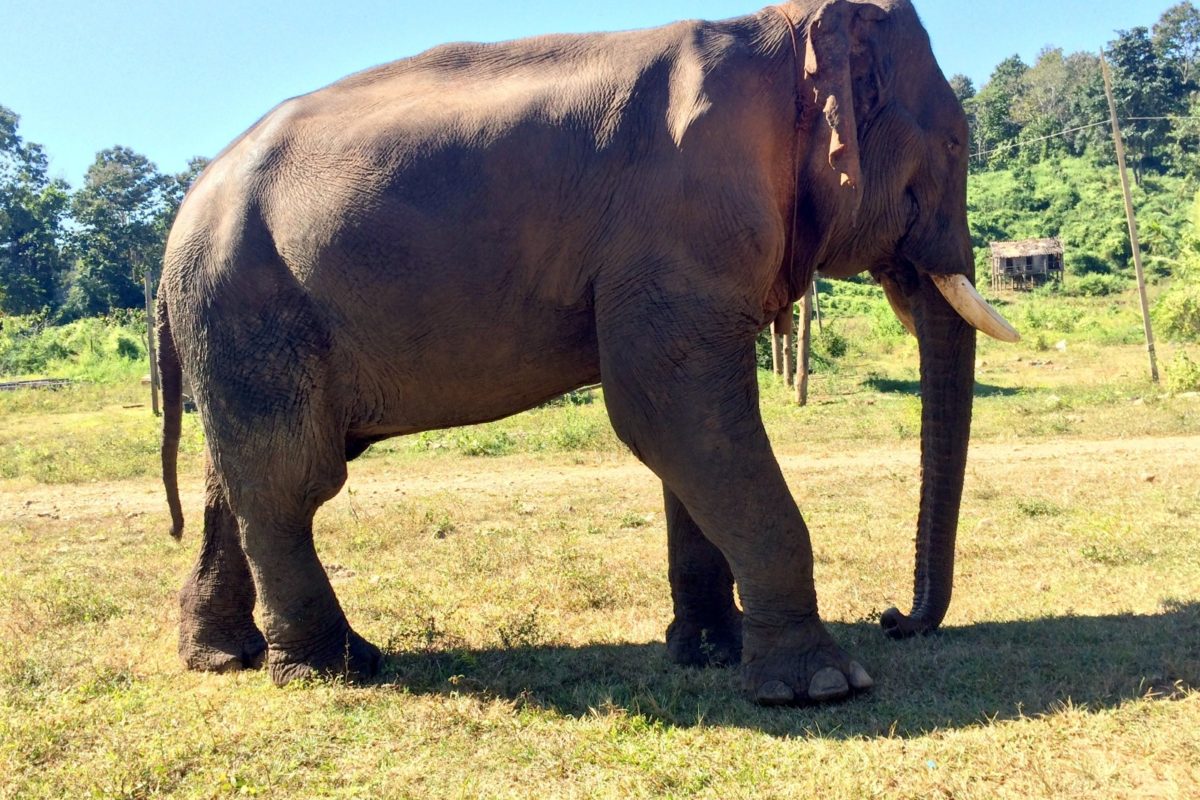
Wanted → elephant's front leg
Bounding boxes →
[178,458,267,672]
[664,485,743,667]
[597,295,872,705]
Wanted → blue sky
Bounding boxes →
[0,0,1170,185]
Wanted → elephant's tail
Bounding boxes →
[157,290,185,539]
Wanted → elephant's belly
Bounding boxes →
[342,303,602,439]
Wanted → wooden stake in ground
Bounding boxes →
[143,271,160,416]
[1101,52,1159,383]
[797,284,814,406]
[770,314,784,376]
[812,280,823,334]
[771,305,792,381]
[780,305,795,387]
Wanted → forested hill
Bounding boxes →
[949,1,1199,296]
[1,2,1199,322]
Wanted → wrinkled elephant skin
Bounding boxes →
[158,0,1015,705]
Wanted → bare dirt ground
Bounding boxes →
[5,433,1196,527]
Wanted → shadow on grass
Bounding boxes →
[375,603,1200,739]
[863,376,1022,398]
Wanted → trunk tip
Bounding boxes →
[880,607,940,639]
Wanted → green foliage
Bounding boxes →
[1107,26,1180,181]
[0,313,147,380]
[1155,282,1200,340]
[1,101,209,320]
[867,300,908,341]
[1165,350,1200,392]
[969,156,1191,278]
[64,147,171,318]
[970,55,1029,168]
[408,403,616,458]
[1153,188,1200,341]
[1066,273,1129,297]
[0,105,70,315]
[817,327,849,358]
[1006,289,1145,346]
[441,429,516,457]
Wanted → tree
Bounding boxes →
[1168,93,1200,175]
[947,74,979,164]
[1060,52,1108,158]
[1106,27,1180,183]
[1153,1,1200,89]
[157,156,209,241]
[948,74,975,108]
[1010,48,1074,162]
[972,55,1029,168]
[65,146,172,317]
[0,104,70,314]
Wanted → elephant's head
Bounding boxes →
[787,0,1018,636]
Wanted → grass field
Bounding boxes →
[1,290,1198,798]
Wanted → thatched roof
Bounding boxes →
[990,238,1063,258]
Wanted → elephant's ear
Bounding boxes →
[803,1,885,216]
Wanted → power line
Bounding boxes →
[970,120,1110,160]
[969,115,1193,160]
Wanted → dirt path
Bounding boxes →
[3,434,1198,525]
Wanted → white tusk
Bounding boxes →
[929,274,1020,343]
[878,275,917,338]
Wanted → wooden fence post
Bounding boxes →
[775,304,794,387]
[770,318,784,376]
[797,284,814,406]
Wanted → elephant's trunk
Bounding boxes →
[880,273,976,638]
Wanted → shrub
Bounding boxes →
[0,314,148,380]
[1165,351,1200,394]
[1069,253,1113,275]
[1066,274,1128,298]
[112,333,142,360]
[453,429,515,456]
[868,298,908,341]
[1155,282,1200,342]
[817,327,849,359]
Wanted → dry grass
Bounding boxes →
[1,319,1198,798]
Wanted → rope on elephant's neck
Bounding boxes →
[768,5,805,300]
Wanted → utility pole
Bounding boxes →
[1101,52,1159,383]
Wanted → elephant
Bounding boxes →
[157,0,1018,706]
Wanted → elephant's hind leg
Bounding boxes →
[178,458,267,672]
[211,419,381,687]
[663,485,742,667]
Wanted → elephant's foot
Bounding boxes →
[267,623,382,686]
[666,606,743,667]
[179,617,268,673]
[741,616,873,706]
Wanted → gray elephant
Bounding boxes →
[158,0,1017,706]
